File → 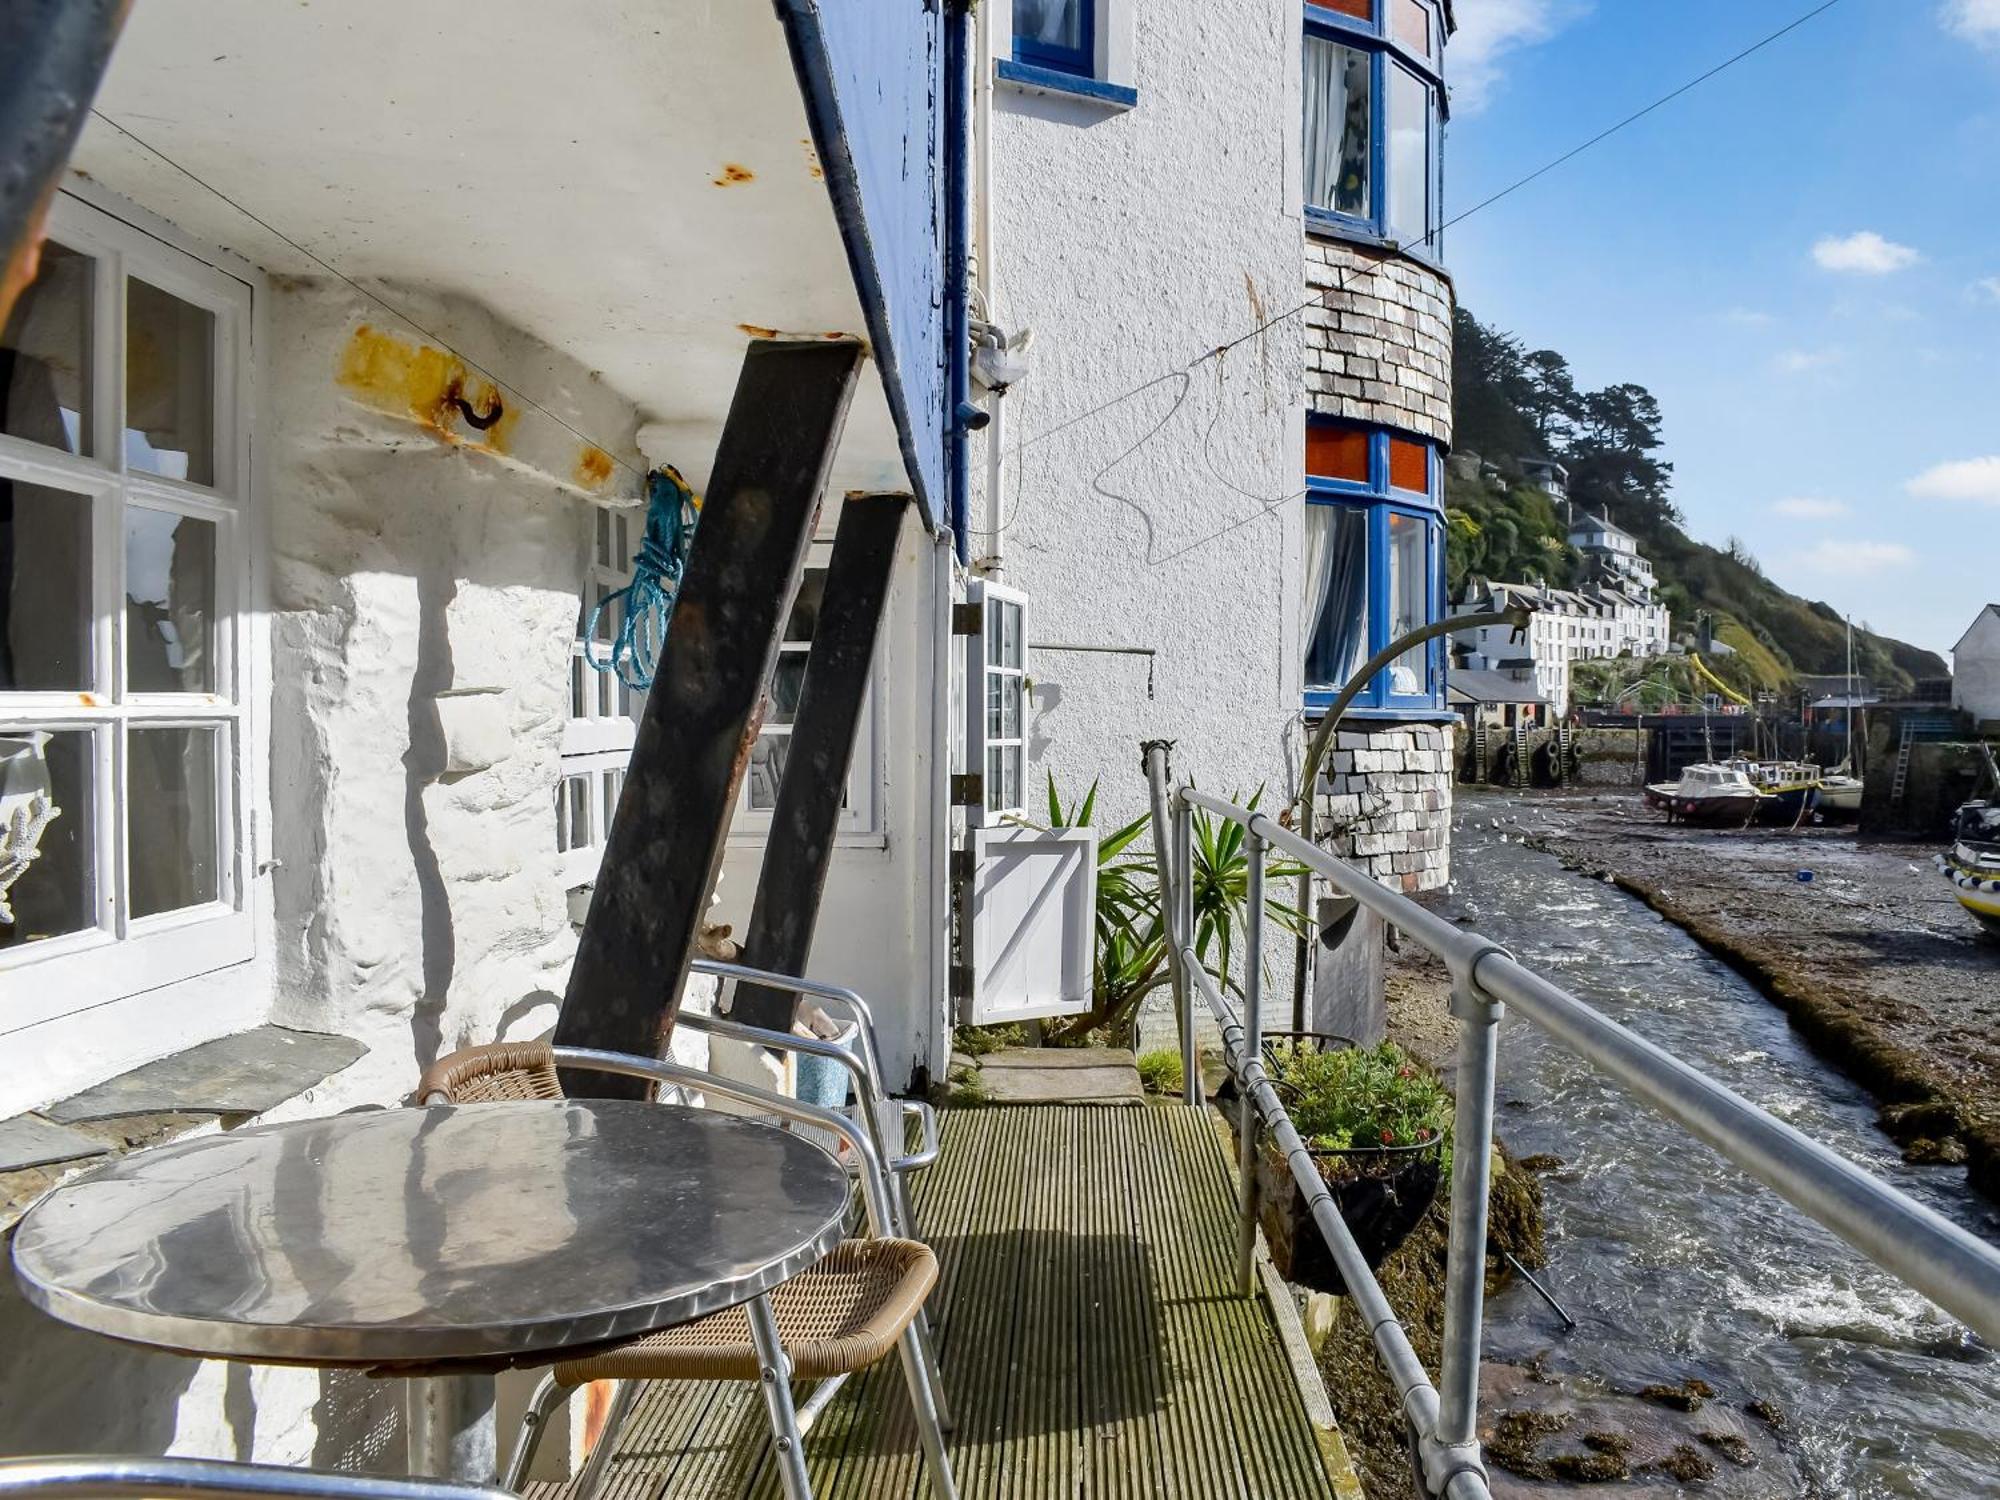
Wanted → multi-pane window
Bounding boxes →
[1,194,251,1019]
[735,547,878,836]
[1303,419,1443,713]
[1302,0,1444,257]
[557,507,639,887]
[964,581,1029,822]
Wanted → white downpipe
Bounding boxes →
[982,386,1007,579]
[926,530,955,1086]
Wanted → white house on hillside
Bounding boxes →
[1954,604,2000,726]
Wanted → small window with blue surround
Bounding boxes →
[1302,0,1444,261]
[1015,0,1093,76]
[1304,418,1446,715]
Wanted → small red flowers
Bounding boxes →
[1380,1128,1396,1144]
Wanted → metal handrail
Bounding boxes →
[1150,756,2000,1500]
[0,1458,513,1500]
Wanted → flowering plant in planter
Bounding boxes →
[1247,1039,1454,1292]
[1270,1039,1453,1177]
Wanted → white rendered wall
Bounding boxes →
[979,0,1309,858]
[1954,612,2000,723]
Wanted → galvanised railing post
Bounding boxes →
[1172,794,1199,1106]
[1433,966,1505,1483]
[1237,831,1266,1295]
[1141,742,1195,1107]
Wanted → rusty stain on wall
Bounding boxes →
[712,163,755,187]
[574,445,615,489]
[336,323,519,453]
[799,138,824,181]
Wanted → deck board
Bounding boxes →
[527,1106,1337,1500]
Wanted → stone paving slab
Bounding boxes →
[41,1025,366,1123]
[0,1115,108,1173]
[976,1046,1145,1105]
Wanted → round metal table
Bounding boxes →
[10,1100,851,1480]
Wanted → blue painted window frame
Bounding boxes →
[1014,0,1095,78]
[1304,421,1447,716]
[1302,0,1445,265]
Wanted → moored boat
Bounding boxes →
[1726,758,1824,826]
[1937,800,2000,939]
[1817,769,1864,818]
[1644,762,1765,826]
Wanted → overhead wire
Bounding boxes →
[86,108,647,483]
[1002,0,1849,474]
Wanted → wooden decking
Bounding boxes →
[531,1105,1341,1500]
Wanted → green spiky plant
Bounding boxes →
[1035,776,1308,1045]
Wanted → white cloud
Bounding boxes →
[1975,277,2000,304]
[1941,0,2000,46]
[1720,307,1775,327]
[1811,231,1922,275]
[1772,497,1849,519]
[1774,348,1841,374]
[1792,540,1916,575]
[1906,455,2000,506]
[1448,0,1589,113]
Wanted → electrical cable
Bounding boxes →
[1004,0,1848,469]
[86,108,646,483]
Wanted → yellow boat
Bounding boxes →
[1939,800,2000,940]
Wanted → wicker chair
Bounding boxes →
[415,1040,955,1500]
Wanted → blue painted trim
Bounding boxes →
[1301,5,1445,257]
[1014,0,1094,77]
[1304,701,1460,725]
[995,58,1137,107]
[771,0,943,529]
[947,0,972,561]
[1302,420,1445,711]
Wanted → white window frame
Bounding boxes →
[732,541,882,840]
[965,579,1030,825]
[557,504,642,888]
[1,193,255,1031]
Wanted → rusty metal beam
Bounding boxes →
[555,339,862,1099]
[731,492,911,1033]
[0,1,128,327]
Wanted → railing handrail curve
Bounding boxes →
[1175,783,2000,1345]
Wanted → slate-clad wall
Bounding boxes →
[1303,240,1453,446]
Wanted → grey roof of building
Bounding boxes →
[1448,668,1547,705]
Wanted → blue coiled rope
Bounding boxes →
[584,465,701,691]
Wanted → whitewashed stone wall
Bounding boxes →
[1303,240,1453,445]
[1318,722,1452,892]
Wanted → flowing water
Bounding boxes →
[1446,792,2000,1497]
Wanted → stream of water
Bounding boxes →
[1447,792,2000,1497]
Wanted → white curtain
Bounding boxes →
[1016,0,1081,47]
[1301,504,1336,661]
[1303,37,1365,214]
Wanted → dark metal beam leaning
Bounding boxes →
[555,339,863,1099]
[0,1,129,326]
[731,492,911,1032]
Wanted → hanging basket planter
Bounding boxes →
[1223,1031,1448,1295]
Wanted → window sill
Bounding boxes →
[0,1023,366,1233]
[1303,702,1457,725]
[1303,210,1446,275]
[996,59,1137,110]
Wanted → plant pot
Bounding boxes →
[1240,1127,1443,1295]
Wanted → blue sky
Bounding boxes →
[1442,0,2000,662]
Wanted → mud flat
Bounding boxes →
[1502,792,2000,1204]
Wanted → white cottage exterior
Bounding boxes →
[975,0,1460,917]
[1953,603,2000,727]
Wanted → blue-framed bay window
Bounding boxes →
[1302,0,1445,261]
[1303,417,1447,716]
[1014,0,1094,77]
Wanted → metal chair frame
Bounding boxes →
[465,1047,955,1500]
[0,1457,512,1500]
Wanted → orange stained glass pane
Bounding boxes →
[1388,435,1429,492]
[1320,0,1373,18]
[1306,422,1370,482]
[1392,0,1430,57]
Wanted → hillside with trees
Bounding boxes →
[1448,307,1946,700]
